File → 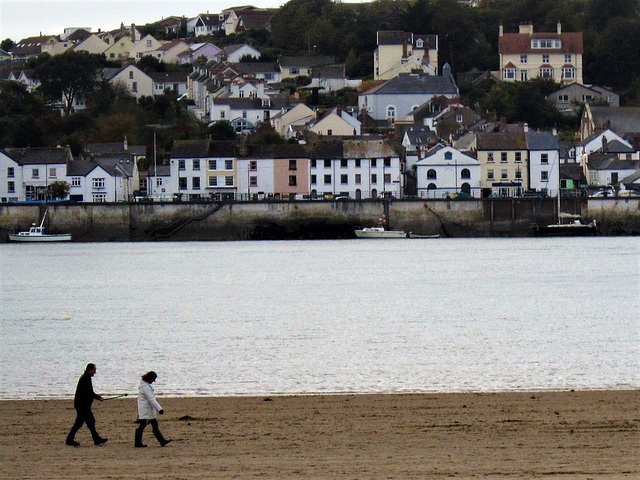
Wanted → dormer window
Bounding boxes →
[416,39,424,48]
[531,39,561,49]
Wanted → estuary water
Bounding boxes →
[1,237,638,399]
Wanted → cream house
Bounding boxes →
[310,109,361,137]
[103,36,135,62]
[151,40,191,64]
[110,64,154,98]
[476,131,529,197]
[498,22,583,84]
[73,34,109,55]
[374,31,438,80]
[129,34,164,60]
[271,103,316,138]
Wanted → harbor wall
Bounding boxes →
[1,198,639,242]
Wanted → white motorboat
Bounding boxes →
[9,211,71,242]
[354,227,407,238]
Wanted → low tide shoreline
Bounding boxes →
[1,390,638,479]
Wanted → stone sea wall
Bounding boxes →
[1,198,639,242]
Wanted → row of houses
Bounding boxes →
[3,126,638,204]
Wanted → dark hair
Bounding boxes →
[85,363,96,372]
[141,371,157,382]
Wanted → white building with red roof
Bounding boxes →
[498,22,583,84]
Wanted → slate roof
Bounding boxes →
[4,147,72,165]
[343,139,397,158]
[405,126,437,145]
[310,64,345,79]
[587,154,640,171]
[84,143,146,156]
[236,10,274,30]
[66,156,135,176]
[590,107,640,134]
[230,62,279,74]
[196,14,225,27]
[244,144,308,158]
[148,165,171,176]
[377,31,437,50]
[499,32,583,54]
[214,97,289,109]
[279,56,335,68]
[598,139,635,154]
[12,36,57,56]
[526,132,559,150]
[171,140,236,158]
[147,71,189,83]
[361,74,458,96]
[477,132,527,150]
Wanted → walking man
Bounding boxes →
[66,363,108,446]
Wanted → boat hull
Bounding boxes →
[355,229,407,238]
[9,233,72,242]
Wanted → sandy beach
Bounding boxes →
[0,390,637,479]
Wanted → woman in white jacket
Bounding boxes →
[135,371,171,447]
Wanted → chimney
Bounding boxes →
[124,136,128,150]
[519,23,534,36]
[131,24,136,42]
[499,24,503,37]
[402,35,408,58]
[557,21,562,35]
[523,123,529,133]
[602,135,607,153]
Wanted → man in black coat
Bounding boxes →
[66,363,108,446]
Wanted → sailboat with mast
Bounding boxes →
[9,210,72,242]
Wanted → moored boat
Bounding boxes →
[9,210,71,242]
[533,213,597,237]
[354,227,407,238]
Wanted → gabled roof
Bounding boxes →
[214,97,288,109]
[223,43,258,55]
[171,140,236,158]
[196,14,225,27]
[477,132,527,150]
[279,56,334,68]
[147,71,189,83]
[361,74,457,96]
[526,132,559,150]
[377,31,437,50]
[230,62,279,74]
[4,147,72,165]
[404,126,437,145]
[310,64,345,79]
[156,39,188,52]
[84,142,146,156]
[587,154,640,171]
[66,29,92,42]
[12,36,57,56]
[598,139,635,154]
[236,10,274,30]
[590,106,640,134]
[499,32,583,54]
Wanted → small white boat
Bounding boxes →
[354,227,407,238]
[9,211,71,242]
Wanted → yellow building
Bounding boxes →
[374,31,438,80]
[476,132,528,197]
[498,22,583,84]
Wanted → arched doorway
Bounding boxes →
[461,183,471,195]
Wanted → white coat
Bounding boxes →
[137,380,163,420]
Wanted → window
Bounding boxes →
[310,159,317,168]
[515,169,522,180]
[564,54,572,63]
[327,129,333,136]
[456,115,463,123]
[487,153,494,163]
[444,151,453,161]
[355,159,361,167]
[371,159,377,167]
[541,171,549,181]
[341,159,348,167]
[371,173,377,184]
[531,39,561,48]
[242,111,247,119]
[541,153,549,164]
[289,175,297,186]
[179,177,187,189]
[540,67,553,79]
[542,54,550,64]
[193,160,200,170]
[179,160,186,170]
[427,169,437,179]
[487,169,494,180]
[225,176,233,186]
[501,152,508,163]
[289,159,297,171]
[386,106,396,121]
[249,161,257,171]
[582,95,593,102]
[156,178,162,187]
[32,168,39,179]
[355,174,361,184]
[461,169,470,179]
[8,181,15,193]
[132,82,137,92]
[220,111,225,119]
[521,70,528,81]
[290,68,299,75]
[128,71,134,79]
[146,39,152,47]
[558,94,569,103]
[324,159,331,168]
[209,160,217,170]
[520,55,528,64]
[92,178,105,188]
[249,176,258,187]
[501,169,508,180]
[239,90,245,98]
[92,193,106,202]
[311,174,317,184]
[324,174,331,184]
[48,168,56,178]
[384,158,391,167]
[384,173,391,184]
[341,174,348,184]
[7,166,14,177]
[225,160,233,170]
[193,177,201,190]
[72,177,81,186]
[503,68,516,80]
[515,152,522,163]
[209,176,217,187]
[562,68,575,80]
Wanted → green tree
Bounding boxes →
[34,51,103,116]
[206,121,236,141]
[1,38,15,52]
[49,181,70,200]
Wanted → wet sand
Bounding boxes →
[0,390,638,479]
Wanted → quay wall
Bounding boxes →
[1,198,639,242]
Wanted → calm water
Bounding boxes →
[1,238,638,399]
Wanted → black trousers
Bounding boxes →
[67,407,101,443]
[135,419,166,445]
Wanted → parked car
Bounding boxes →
[590,190,614,197]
